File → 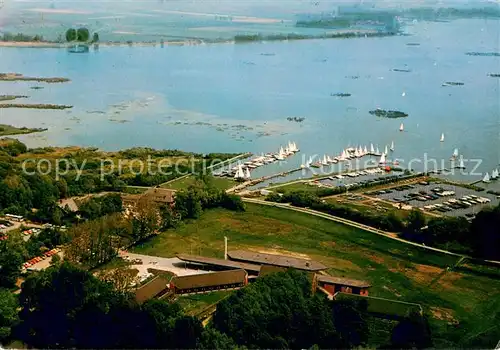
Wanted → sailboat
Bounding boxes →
[364,146,368,155]
[451,148,459,160]
[492,169,499,179]
[482,172,491,183]
[399,123,404,132]
[379,153,386,164]
[457,158,465,169]
[440,133,445,142]
[276,146,285,160]
[245,168,251,179]
[376,146,380,155]
[322,155,329,166]
[234,164,245,179]
[384,145,389,155]
[390,141,394,152]
[370,143,375,154]
[358,146,363,155]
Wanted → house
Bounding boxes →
[170,269,248,295]
[316,275,371,296]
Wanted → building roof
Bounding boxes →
[258,265,287,277]
[135,276,169,304]
[317,275,372,288]
[227,250,327,271]
[172,269,247,290]
[176,254,261,272]
[144,188,175,203]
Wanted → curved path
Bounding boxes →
[242,198,500,266]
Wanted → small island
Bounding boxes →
[369,109,408,118]
[392,68,412,73]
[488,73,500,78]
[330,93,351,97]
[442,82,464,86]
[0,103,73,110]
[0,124,47,136]
[0,95,28,101]
[465,52,500,57]
[286,117,305,122]
[0,73,70,83]
[406,43,421,46]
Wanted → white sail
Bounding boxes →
[358,146,363,155]
[483,172,491,183]
[379,153,386,164]
[390,141,394,151]
[279,146,284,155]
[370,143,375,154]
[452,148,459,158]
[245,168,251,179]
[492,169,499,179]
[399,123,404,132]
[376,146,380,155]
[322,155,328,165]
[440,133,445,142]
[459,158,465,169]
[234,164,245,179]
[384,145,389,154]
[364,146,368,155]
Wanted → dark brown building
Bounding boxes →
[170,269,248,295]
[317,275,371,296]
[227,250,327,272]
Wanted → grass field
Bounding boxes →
[132,203,500,347]
[160,175,236,191]
[176,291,232,316]
[0,123,46,136]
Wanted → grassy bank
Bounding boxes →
[0,95,28,102]
[0,103,72,110]
[0,124,47,136]
[133,203,500,347]
[176,291,232,316]
[0,73,69,83]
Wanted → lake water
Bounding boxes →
[0,18,499,185]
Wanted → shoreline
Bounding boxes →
[0,31,397,49]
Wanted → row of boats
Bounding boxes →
[483,169,499,183]
[230,141,300,179]
[302,142,397,169]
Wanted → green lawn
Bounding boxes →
[0,123,46,136]
[133,203,500,347]
[160,175,236,191]
[176,291,232,316]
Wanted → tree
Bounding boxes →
[470,204,500,260]
[160,204,180,230]
[197,327,236,349]
[95,267,139,292]
[0,289,19,343]
[213,269,342,349]
[389,312,433,349]
[407,209,426,231]
[65,28,77,42]
[76,28,90,42]
[175,187,203,219]
[0,235,25,288]
[332,299,369,348]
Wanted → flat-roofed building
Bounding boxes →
[176,254,261,274]
[227,250,327,272]
[170,269,248,295]
[134,275,171,304]
[317,275,371,296]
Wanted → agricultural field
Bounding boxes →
[133,203,500,347]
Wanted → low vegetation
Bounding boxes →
[0,124,47,137]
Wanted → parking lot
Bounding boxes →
[366,180,499,218]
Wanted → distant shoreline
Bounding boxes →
[0,31,397,49]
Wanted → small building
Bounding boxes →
[176,254,261,275]
[227,250,327,272]
[122,188,175,208]
[317,275,371,296]
[170,269,248,295]
[134,275,171,304]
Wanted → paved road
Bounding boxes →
[119,251,212,277]
[242,198,500,266]
[0,221,44,234]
